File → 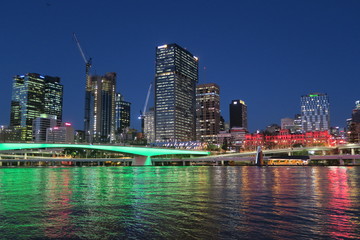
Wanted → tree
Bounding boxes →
[206,144,219,151]
[221,138,228,152]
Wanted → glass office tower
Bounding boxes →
[84,72,116,143]
[10,73,63,141]
[229,100,248,130]
[115,93,131,135]
[301,93,330,132]
[196,83,220,143]
[155,43,199,142]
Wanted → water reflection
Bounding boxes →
[0,166,360,239]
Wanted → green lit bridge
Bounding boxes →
[0,143,210,166]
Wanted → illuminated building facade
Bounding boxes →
[352,100,360,123]
[196,83,220,143]
[230,100,247,130]
[46,122,74,143]
[294,114,303,133]
[33,114,57,142]
[348,100,360,143]
[0,125,21,142]
[84,72,116,143]
[115,93,131,135]
[155,43,198,142]
[281,118,294,129]
[244,129,332,150]
[144,108,155,143]
[281,115,303,133]
[10,73,63,141]
[74,130,85,143]
[301,93,330,132]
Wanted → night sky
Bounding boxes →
[1,0,359,132]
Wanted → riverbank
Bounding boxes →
[1,158,359,167]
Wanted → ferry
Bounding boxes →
[267,156,309,166]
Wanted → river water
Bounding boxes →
[0,166,359,239]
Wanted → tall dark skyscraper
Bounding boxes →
[154,43,198,142]
[348,100,360,143]
[10,73,63,141]
[84,72,116,143]
[352,100,360,123]
[115,93,131,135]
[301,93,330,132]
[229,100,248,130]
[196,83,220,143]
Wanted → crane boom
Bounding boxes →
[142,83,152,116]
[139,83,152,133]
[73,33,87,64]
[73,33,92,76]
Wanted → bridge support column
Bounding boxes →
[322,150,326,156]
[351,148,355,155]
[133,156,152,166]
[288,152,292,156]
[339,149,343,155]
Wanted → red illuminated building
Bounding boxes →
[244,129,336,150]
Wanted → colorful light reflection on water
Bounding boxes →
[0,166,360,239]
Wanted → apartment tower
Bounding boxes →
[301,93,330,132]
[196,83,220,143]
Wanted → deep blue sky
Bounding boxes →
[1,0,359,132]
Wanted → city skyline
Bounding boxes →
[1,1,360,132]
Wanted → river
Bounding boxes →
[0,166,359,239]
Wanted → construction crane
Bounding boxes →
[73,33,93,143]
[139,83,152,132]
[73,33,92,76]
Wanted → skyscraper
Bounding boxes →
[115,93,131,136]
[10,73,63,141]
[229,100,248,130]
[144,107,155,143]
[301,93,330,132]
[352,100,360,123]
[84,72,116,143]
[154,43,199,142]
[348,100,360,143]
[196,83,220,143]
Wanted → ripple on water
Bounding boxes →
[0,166,360,239]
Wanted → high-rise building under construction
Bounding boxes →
[84,72,116,143]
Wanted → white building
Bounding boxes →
[33,114,57,142]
